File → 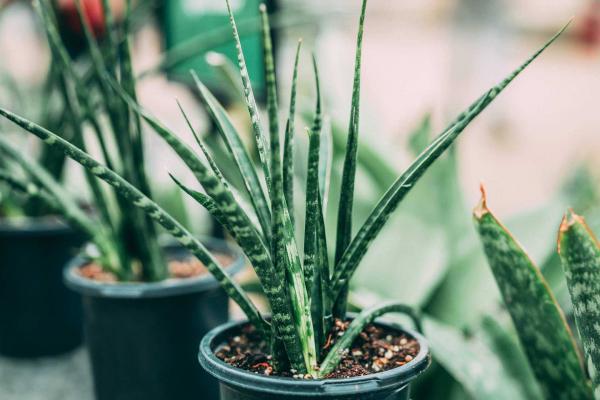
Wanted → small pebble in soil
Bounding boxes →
[215,319,420,379]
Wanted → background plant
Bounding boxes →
[0,0,168,281]
[0,0,566,377]
[472,187,600,399]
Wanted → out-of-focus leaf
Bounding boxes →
[424,317,535,400]
[479,316,544,400]
[474,191,591,399]
[559,211,600,397]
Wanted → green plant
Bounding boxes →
[0,0,566,377]
[0,0,168,281]
[474,188,600,399]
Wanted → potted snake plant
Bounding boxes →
[0,0,566,398]
[0,1,243,399]
[0,2,93,358]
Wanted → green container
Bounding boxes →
[163,0,270,97]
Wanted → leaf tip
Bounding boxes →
[558,209,596,252]
[473,183,490,220]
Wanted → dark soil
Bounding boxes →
[78,253,233,282]
[215,319,420,379]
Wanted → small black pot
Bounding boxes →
[199,319,431,400]
[0,217,84,358]
[64,239,245,400]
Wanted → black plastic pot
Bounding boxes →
[64,239,245,400]
[199,319,431,400]
[0,217,84,358]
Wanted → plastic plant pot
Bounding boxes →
[199,319,431,400]
[0,217,84,358]
[64,238,245,400]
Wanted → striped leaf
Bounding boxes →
[318,302,421,377]
[559,211,600,399]
[303,127,326,351]
[191,73,271,241]
[0,106,269,334]
[283,40,302,226]
[0,134,120,275]
[109,82,278,289]
[260,5,316,374]
[75,0,166,281]
[333,0,368,317]
[474,189,591,399]
[331,23,569,299]
[225,0,271,192]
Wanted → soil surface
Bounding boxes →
[78,253,233,282]
[215,319,420,379]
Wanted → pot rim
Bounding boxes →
[64,237,245,299]
[0,216,73,236]
[198,318,431,397]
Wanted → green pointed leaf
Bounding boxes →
[225,0,271,191]
[191,74,271,241]
[559,211,600,398]
[335,0,368,263]
[260,4,316,374]
[303,127,328,349]
[0,137,95,235]
[331,23,569,299]
[318,302,422,377]
[474,191,591,399]
[283,40,302,226]
[107,81,278,289]
[0,106,269,334]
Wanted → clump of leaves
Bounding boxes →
[475,187,600,399]
[0,0,565,377]
[0,0,166,281]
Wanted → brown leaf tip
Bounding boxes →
[473,183,490,219]
[558,209,587,252]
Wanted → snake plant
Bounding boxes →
[475,188,600,399]
[0,0,565,378]
[0,0,167,281]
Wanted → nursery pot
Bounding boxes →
[199,319,431,400]
[0,217,84,357]
[64,239,245,400]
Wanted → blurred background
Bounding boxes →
[1,0,600,398]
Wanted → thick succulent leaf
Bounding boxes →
[334,0,368,263]
[0,136,97,239]
[283,40,302,226]
[192,74,271,240]
[303,128,321,296]
[225,0,271,191]
[332,23,568,299]
[559,211,600,398]
[260,5,316,374]
[303,127,325,348]
[474,190,591,399]
[0,106,269,334]
[169,175,226,229]
[318,302,422,377]
[109,84,279,291]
